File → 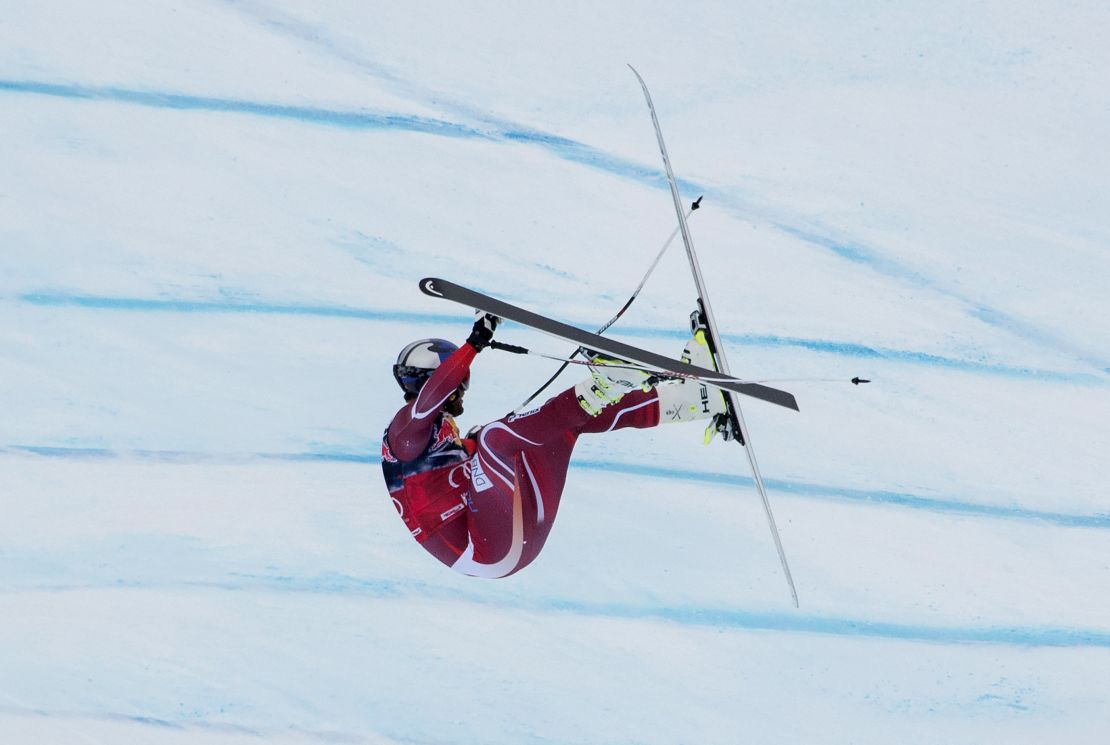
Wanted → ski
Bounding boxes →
[630,65,801,607]
[419,277,799,411]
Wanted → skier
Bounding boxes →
[381,312,725,578]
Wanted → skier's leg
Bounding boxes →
[452,389,586,578]
[454,378,664,577]
[577,388,660,433]
[471,388,590,472]
[451,338,719,577]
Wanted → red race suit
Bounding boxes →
[382,342,661,577]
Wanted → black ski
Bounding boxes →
[420,277,799,411]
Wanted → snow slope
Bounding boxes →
[2,2,1109,743]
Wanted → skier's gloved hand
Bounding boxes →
[467,311,501,352]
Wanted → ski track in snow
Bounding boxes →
[14,291,1105,385]
[5,446,1107,530]
[2,75,1105,377]
[0,79,490,140]
[3,576,1108,650]
[0,704,360,744]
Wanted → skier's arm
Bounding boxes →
[386,343,478,462]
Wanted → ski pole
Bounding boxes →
[495,342,870,387]
[494,340,688,383]
[513,198,701,411]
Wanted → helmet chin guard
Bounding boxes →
[393,338,460,396]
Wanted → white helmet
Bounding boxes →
[392,338,461,396]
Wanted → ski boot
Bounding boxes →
[574,349,655,416]
[655,311,741,444]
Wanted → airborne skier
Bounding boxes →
[381,312,725,578]
[383,67,806,603]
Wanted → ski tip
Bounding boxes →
[418,277,445,298]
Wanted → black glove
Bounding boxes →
[467,311,501,351]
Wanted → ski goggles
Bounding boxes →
[393,365,469,395]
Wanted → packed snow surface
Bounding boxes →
[2,2,1109,743]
